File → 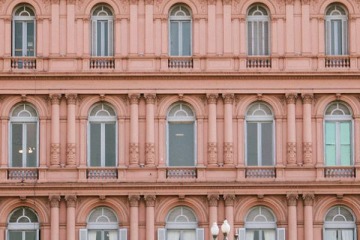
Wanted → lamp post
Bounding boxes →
[211,220,239,240]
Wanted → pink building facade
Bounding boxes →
[0,0,360,240]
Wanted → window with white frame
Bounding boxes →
[88,103,117,167]
[10,104,38,167]
[12,5,36,57]
[239,206,285,240]
[7,207,39,240]
[324,102,352,166]
[324,206,356,240]
[91,5,114,57]
[169,5,192,56]
[167,103,196,166]
[158,206,204,240]
[246,103,274,166]
[325,4,348,55]
[79,207,127,240]
[247,5,270,56]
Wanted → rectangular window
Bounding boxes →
[105,123,116,166]
[247,122,273,166]
[170,22,180,56]
[90,123,101,166]
[168,122,195,166]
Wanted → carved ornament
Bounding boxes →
[128,94,140,105]
[145,93,156,104]
[303,193,315,206]
[286,193,298,206]
[129,195,140,207]
[66,143,76,165]
[145,143,155,165]
[49,195,61,208]
[208,194,219,207]
[66,94,77,105]
[301,93,314,104]
[303,142,312,164]
[145,195,156,207]
[224,194,236,206]
[287,142,296,165]
[65,195,77,208]
[223,142,233,164]
[207,142,217,165]
[50,143,60,166]
[50,94,61,105]
[223,93,234,104]
[206,93,218,104]
[285,93,297,104]
[130,143,139,165]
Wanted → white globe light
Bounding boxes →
[221,220,231,234]
[211,222,219,236]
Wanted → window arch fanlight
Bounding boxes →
[239,206,285,240]
[91,5,114,57]
[12,5,36,58]
[169,4,192,56]
[157,206,204,240]
[7,207,39,240]
[167,103,196,167]
[10,103,39,168]
[324,206,356,240]
[324,102,353,166]
[247,4,270,56]
[245,102,274,166]
[88,103,117,167]
[325,4,348,55]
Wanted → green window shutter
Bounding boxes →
[340,122,351,166]
[325,122,336,166]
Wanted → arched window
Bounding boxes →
[91,5,114,56]
[7,207,39,240]
[79,207,122,240]
[167,103,196,166]
[324,206,356,240]
[158,206,204,240]
[324,102,353,166]
[247,5,270,56]
[246,103,274,166]
[169,5,192,56]
[12,5,36,57]
[325,4,348,55]
[88,103,117,167]
[10,104,38,167]
[239,206,285,240]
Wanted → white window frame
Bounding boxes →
[323,206,356,240]
[9,104,39,168]
[87,103,118,167]
[325,5,348,56]
[86,207,119,240]
[166,103,197,167]
[165,206,198,240]
[244,206,278,240]
[324,102,353,166]
[168,5,192,57]
[247,5,270,56]
[7,207,39,240]
[245,103,275,166]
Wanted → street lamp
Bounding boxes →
[211,220,239,240]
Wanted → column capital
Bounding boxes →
[145,195,156,207]
[65,195,77,208]
[145,93,156,104]
[128,93,141,105]
[301,93,314,104]
[50,94,62,105]
[222,93,235,104]
[285,93,298,104]
[49,195,61,208]
[286,193,298,206]
[206,93,218,104]
[303,193,315,206]
[129,195,141,207]
[223,194,236,206]
[65,94,77,105]
[207,194,219,207]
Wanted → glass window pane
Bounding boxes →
[247,122,258,166]
[340,122,351,144]
[182,21,191,56]
[97,21,102,56]
[104,21,109,56]
[261,122,273,166]
[170,22,179,56]
[341,229,354,240]
[167,230,181,240]
[264,21,269,55]
[182,230,196,240]
[325,122,336,166]
[90,123,101,166]
[12,124,23,167]
[25,231,37,240]
[248,21,253,55]
[14,22,23,56]
[9,231,22,240]
[325,229,337,240]
[105,123,116,166]
[26,21,35,56]
[263,230,276,240]
[168,122,195,166]
[26,123,37,167]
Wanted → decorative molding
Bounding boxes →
[206,93,218,104]
[232,0,240,13]
[99,94,106,101]
[67,0,76,4]
[301,93,314,104]
[65,195,77,208]
[21,94,27,102]
[129,195,140,207]
[130,0,137,5]
[49,195,61,208]
[66,94,77,105]
[208,0,216,5]
[223,142,233,165]
[286,193,298,206]
[223,0,231,5]
[145,143,155,165]
[207,194,219,207]
[50,143,60,166]
[50,94,61,105]
[207,142,217,165]
[145,195,156,207]
[303,142,312,164]
[128,93,140,105]
[302,0,310,5]
[223,194,236,206]
[303,193,315,206]
[145,93,156,104]
[52,0,60,4]
[66,143,76,165]
[286,0,294,5]
[287,142,296,165]
[130,143,139,165]
[285,93,297,104]
[222,93,234,104]
[145,0,153,5]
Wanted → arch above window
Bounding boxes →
[246,206,276,223]
[13,5,35,17]
[246,102,273,119]
[89,103,117,120]
[11,104,38,119]
[247,5,270,56]
[248,5,269,16]
[170,5,192,18]
[166,206,197,229]
[87,207,118,229]
[325,102,352,118]
[325,206,355,222]
[8,207,39,230]
[326,4,347,16]
[167,103,195,121]
[324,206,356,240]
[92,5,113,17]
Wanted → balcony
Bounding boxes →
[246,56,271,68]
[245,167,276,178]
[86,168,118,180]
[166,168,197,179]
[11,57,36,69]
[325,56,350,68]
[324,167,355,178]
[8,168,38,180]
[168,57,193,68]
[90,57,115,69]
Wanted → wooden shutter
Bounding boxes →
[92,20,97,56]
[79,229,88,240]
[239,228,246,240]
[119,228,128,240]
[277,228,286,240]
[196,228,204,240]
[108,19,114,56]
[158,228,166,240]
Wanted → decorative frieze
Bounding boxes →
[129,195,140,207]
[287,142,296,165]
[49,195,61,208]
[286,193,298,206]
[303,142,312,164]
[145,195,156,207]
[66,143,76,165]
[50,143,60,166]
[223,142,233,164]
[207,194,219,207]
[145,143,155,165]
[207,142,218,165]
[303,193,315,206]
[130,143,139,165]
[65,195,77,208]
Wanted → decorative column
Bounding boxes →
[286,93,297,166]
[207,94,218,166]
[145,0,154,54]
[66,0,75,55]
[286,193,298,240]
[129,0,138,54]
[223,94,234,166]
[145,195,156,240]
[223,0,232,55]
[303,193,315,240]
[207,0,216,54]
[129,195,140,240]
[129,94,140,166]
[301,0,311,54]
[50,94,61,167]
[302,94,313,166]
[145,94,156,166]
[66,94,77,167]
[208,194,219,236]
[224,194,236,240]
[51,0,60,55]
[49,195,60,240]
[65,195,77,240]
[285,0,295,54]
